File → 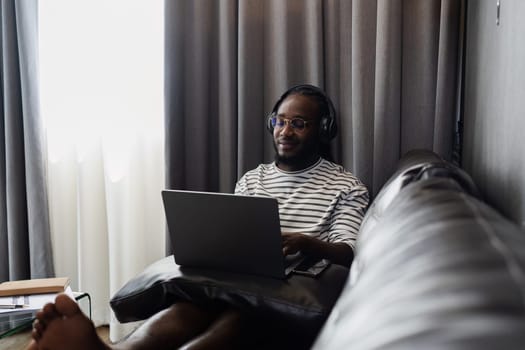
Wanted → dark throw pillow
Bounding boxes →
[110,256,349,335]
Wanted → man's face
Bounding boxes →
[273,94,321,170]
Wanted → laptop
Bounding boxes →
[161,190,305,279]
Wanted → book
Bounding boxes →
[0,277,70,297]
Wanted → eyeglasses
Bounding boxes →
[270,116,311,131]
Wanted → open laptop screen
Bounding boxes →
[162,190,295,279]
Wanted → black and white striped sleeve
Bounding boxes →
[328,184,369,250]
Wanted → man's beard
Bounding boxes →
[273,137,320,169]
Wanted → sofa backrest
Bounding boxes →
[313,150,525,350]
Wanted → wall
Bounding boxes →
[463,0,525,229]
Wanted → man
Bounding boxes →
[237,84,368,267]
[27,84,369,350]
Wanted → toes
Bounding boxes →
[42,302,59,317]
[34,310,46,327]
[34,301,61,339]
[36,302,59,325]
[54,293,81,318]
[42,302,60,323]
[32,319,44,339]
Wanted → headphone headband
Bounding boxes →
[266,84,337,142]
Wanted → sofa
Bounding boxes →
[313,149,525,349]
[110,149,525,349]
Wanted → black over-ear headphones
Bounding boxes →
[266,84,338,143]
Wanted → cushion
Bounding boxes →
[361,149,479,238]
[110,256,349,334]
[314,177,525,349]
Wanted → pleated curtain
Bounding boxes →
[0,0,54,282]
[165,0,463,196]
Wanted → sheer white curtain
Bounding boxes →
[39,0,165,340]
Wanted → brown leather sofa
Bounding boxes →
[111,149,525,349]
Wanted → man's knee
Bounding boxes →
[151,302,223,334]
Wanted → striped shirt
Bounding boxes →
[234,158,369,251]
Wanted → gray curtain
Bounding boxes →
[165,0,463,196]
[0,0,54,281]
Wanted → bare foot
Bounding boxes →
[26,293,110,350]
[31,301,60,343]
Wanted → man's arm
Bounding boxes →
[281,232,354,267]
[282,184,369,268]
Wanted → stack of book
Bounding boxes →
[0,277,74,338]
[0,277,72,338]
[0,277,70,312]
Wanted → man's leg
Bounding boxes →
[113,301,222,350]
[179,308,247,350]
[26,294,223,350]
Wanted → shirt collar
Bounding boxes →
[273,157,323,175]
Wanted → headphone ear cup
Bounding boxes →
[327,116,337,139]
[320,116,337,142]
[266,115,274,134]
[319,117,328,140]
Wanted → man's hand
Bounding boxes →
[281,232,354,267]
[281,232,315,256]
